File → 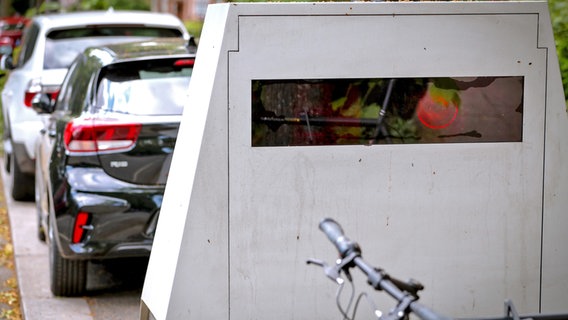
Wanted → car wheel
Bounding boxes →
[48,218,87,297]
[35,160,46,242]
[9,152,34,201]
[3,151,10,173]
[3,124,11,173]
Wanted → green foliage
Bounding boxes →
[66,0,150,11]
[24,2,61,16]
[22,0,150,14]
[185,20,204,39]
[549,0,568,108]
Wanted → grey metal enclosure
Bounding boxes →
[141,2,568,319]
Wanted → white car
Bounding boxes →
[1,10,190,200]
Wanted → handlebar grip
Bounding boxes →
[319,218,360,258]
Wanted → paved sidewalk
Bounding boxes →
[1,163,94,320]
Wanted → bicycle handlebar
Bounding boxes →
[319,218,361,258]
[315,217,453,320]
[312,218,565,320]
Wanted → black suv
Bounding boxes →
[32,38,196,296]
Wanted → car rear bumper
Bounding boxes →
[12,141,35,174]
[52,167,165,260]
[9,118,42,174]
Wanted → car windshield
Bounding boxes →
[95,59,193,116]
[44,27,183,69]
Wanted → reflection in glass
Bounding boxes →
[252,77,523,146]
[96,61,192,116]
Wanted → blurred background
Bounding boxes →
[0,0,207,39]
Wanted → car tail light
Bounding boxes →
[72,212,90,243]
[174,59,194,67]
[64,118,142,154]
[24,78,60,107]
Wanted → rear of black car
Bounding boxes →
[18,34,196,296]
[57,56,192,256]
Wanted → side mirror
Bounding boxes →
[187,36,197,54]
[31,93,55,114]
[0,54,14,70]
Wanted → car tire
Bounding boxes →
[37,221,46,242]
[9,152,34,201]
[3,124,11,173]
[49,218,87,297]
[35,160,46,242]
[3,151,10,173]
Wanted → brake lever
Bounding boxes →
[306,259,344,284]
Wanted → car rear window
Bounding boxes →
[47,26,182,39]
[95,58,193,116]
[43,26,183,69]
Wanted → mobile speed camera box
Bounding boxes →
[141,2,568,319]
